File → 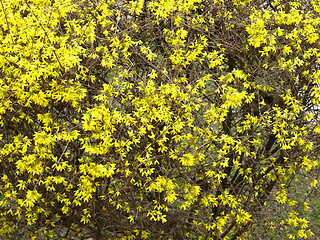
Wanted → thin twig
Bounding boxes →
[25,0,65,73]
[53,141,70,171]
[0,0,14,43]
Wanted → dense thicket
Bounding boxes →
[0,0,320,239]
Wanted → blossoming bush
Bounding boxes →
[0,0,319,239]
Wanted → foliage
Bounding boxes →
[0,0,320,239]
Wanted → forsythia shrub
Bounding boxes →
[0,0,319,239]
